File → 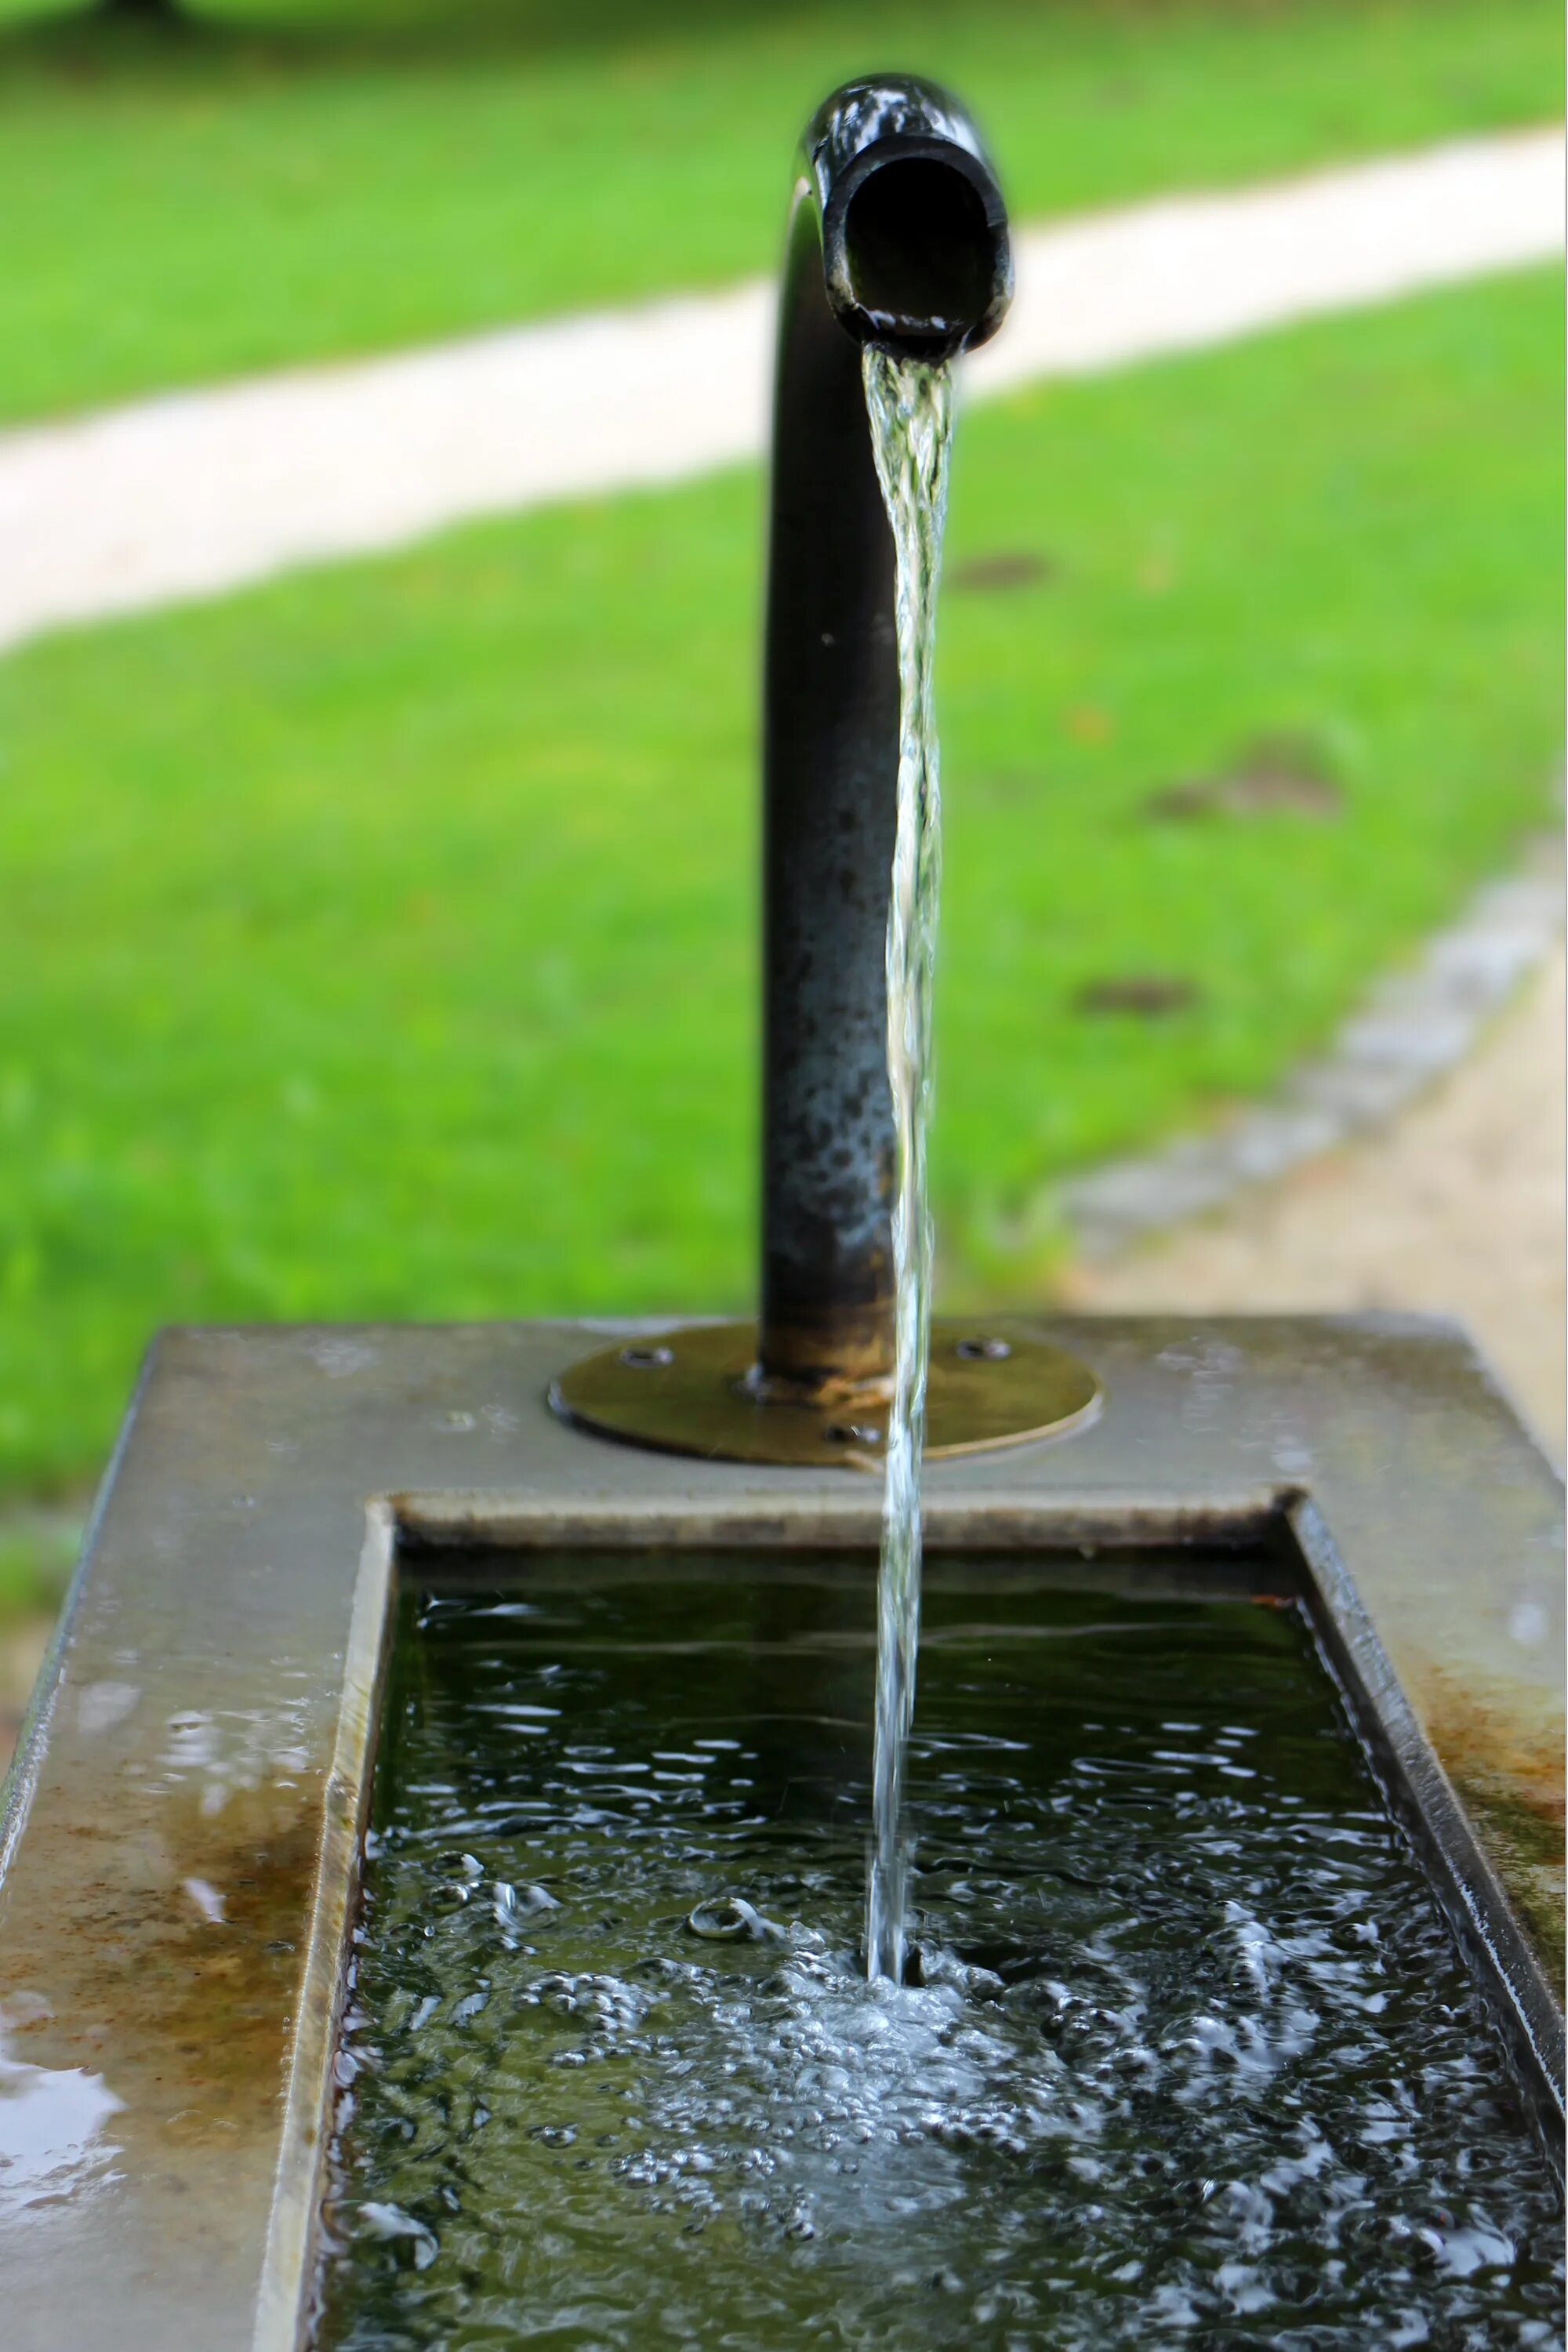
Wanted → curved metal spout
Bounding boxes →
[556,88,1090,1465]
[759,76,1011,1393]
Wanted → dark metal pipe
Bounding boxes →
[758,76,1011,1392]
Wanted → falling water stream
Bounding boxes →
[862,348,955,1986]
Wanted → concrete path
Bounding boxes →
[1065,946,1566,1463]
[0,127,1559,652]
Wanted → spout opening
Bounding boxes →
[843,156,996,352]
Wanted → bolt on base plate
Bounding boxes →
[550,1319,1102,1468]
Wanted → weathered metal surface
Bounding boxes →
[551,1316,1101,1464]
[760,78,1009,1389]
[0,1313,1560,2351]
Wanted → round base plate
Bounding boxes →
[550,1319,1102,1468]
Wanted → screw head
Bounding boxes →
[619,1344,676,1370]
[955,1336,1011,1361]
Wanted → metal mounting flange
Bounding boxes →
[550,1318,1102,1468]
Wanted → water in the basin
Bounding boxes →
[315,1560,1563,2349]
[862,349,954,1986]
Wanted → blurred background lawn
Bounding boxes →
[0,0,1562,1631]
[1,0,1558,419]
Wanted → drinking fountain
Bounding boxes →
[0,74,1560,2352]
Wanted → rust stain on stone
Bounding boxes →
[2,1771,325,2154]
[1417,1664,1566,1992]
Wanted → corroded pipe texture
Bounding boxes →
[759,75,1011,1392]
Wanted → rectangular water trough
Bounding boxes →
[0,1314,1560,2348]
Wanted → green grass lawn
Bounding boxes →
[1,269,1559,1505]
[0,0,1559,423]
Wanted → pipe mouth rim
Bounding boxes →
[821,133,1012,360]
